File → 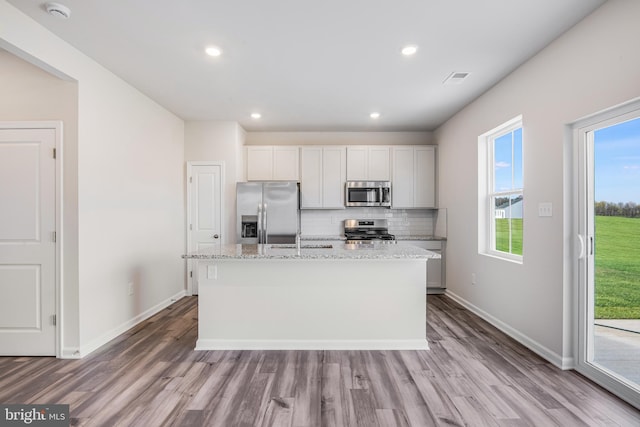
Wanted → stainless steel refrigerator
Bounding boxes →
[236,182,299,244]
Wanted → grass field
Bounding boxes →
[495,218,523,255]
[595,215,640,319]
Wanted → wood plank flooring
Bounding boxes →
[1,295,639,426]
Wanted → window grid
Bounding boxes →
[483,118,523,260]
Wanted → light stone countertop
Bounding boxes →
[300,235,346,241]
[301,235,446,241]
[183,243,439,260]
[395,235,447,241]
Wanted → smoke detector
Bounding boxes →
[45,2,71,19]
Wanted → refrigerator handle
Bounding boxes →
[257,203,263,244]
[263,203,268,244]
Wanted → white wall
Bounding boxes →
[185,121,245,244]
[434,0,640,366]
[246,131,432,146]
[0,48,80,351]
[0,1,185,357]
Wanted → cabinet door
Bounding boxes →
[415,146,436,208]
[273,147,299,181]
[247,146,273,181]
[322,146,346,208]
[427,254,442,288]
[346,147,368,180]
[409,240,444,289]
[392,147,415,208]
[300,147,323,208]
[368,146,391,181]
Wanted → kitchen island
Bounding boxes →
[183,243,438,351]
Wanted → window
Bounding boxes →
[479,116,523,261]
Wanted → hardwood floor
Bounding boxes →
[1,295,639,426]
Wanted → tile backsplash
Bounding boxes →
[301,208,447,238]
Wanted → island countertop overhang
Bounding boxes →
[182,243,439,261]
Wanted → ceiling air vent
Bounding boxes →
[45,2,71,19]
[443,72,470,85]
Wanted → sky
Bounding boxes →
[494,128,523,193]
[594,117,640,203]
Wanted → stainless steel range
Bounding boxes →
[344,219,396,244]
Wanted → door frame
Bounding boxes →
[0,121,63,358]
[571,98,640,410]
[186,161,225,295]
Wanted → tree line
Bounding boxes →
[595,201,640,218]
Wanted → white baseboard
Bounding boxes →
[195,339,429,351]
[61,347,82,359]
[444,290,570,369]
[76,290,186,358]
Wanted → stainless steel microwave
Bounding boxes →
[345,181,391,207]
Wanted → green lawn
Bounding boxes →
[495,218,523,255]
[495,216,639,318]
[595,215,640,319]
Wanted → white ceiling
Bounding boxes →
[8,0,605,131]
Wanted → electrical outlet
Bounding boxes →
[471,273,476,285]
[128,282,134,296]
[207,265,217,280]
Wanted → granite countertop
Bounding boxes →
[183,243,439,260]
[300,235,346,241]
[395,235,447,241]
[302,235,446,241]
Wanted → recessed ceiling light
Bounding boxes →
[205,46,222,57]
[251,113,262,119]
[401,45,418,56]
[45,2,71,19]
[370,112,380,119]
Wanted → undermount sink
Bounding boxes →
[270,244,333,249]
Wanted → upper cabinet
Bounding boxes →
[392,146,436,208]
[246,144,435,208]
[300,146,346,209]
[246,146,299,181]
[346,146,390,181]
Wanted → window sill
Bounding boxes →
[480,251,523,265]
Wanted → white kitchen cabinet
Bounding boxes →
[415,146,436,207]
[322,146,347,208]
[300,146,346,209]
[391,146,436,208]
[346,146,390,181]
[246,146,273,181]
[246,146,299,181]
[391,147,415,208]
[407,240,446,293]
[273,147,299,180]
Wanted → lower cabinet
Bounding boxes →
[406,240,446,294]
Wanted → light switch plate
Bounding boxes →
[538,202,553,217]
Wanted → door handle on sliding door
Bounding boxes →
[577,234,585,259]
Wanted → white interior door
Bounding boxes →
[0,128,57,356]
[187,163,223,295]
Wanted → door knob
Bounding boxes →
[213,234,219,239]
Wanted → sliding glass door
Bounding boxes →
[575,105,640,409]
